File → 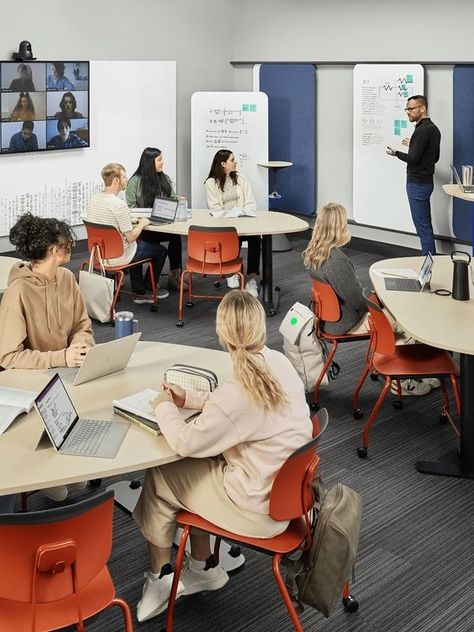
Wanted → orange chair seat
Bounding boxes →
[178,510,307,555]
[186,256,243,276]
[373,344,459,378]
[0,567,115,632]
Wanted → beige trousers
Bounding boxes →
[133,457,287,548]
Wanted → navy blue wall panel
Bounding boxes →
[260,64,316,216]
[453,66,474,242]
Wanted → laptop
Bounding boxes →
[384,253,434,292]
[35,373,129,458]
[149,196,179,225]
[450,164,474,194]
[130,208,152,218]
[47,333,141,386]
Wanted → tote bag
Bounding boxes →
[79,246,115,323]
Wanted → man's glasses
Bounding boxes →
[405,105,422,112]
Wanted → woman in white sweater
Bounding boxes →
[133,290,312,622]
[204,149,261,297]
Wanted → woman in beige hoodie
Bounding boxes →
[0,212,95,504]
[133,290,313,623]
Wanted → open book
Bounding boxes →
[0,386,38,435]
[210,207,257,219]
[112,389,199,435]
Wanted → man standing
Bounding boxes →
[387,95,440,255]
[83,163,169,302]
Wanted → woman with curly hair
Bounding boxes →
[10,92,35,122]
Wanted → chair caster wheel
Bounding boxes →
[342,595,359,613]
[89,479,102,489]
[129,480,141,490]
[310,401,320,411]
[275,286,280,292]
[150,304,158,312]
[357,446,368,459]
[186,301,194,308]
[110,320,115,327]
[214,281,221,288]
[268,309,277,317]
[353,408,364,420]
[370,373,379,381]
[176,320,184,328]
[439,412,449,424]
[228,545,241,558]
[392,400,403,410]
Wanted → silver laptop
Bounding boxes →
[150,196,178,225]
[35,373,129,458]
[130,208,152,218]
[384,253,434,292]
[48,333,141,386]
[450,164,474,194]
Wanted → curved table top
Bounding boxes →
[257,161,293,169]
[0,341,232,495]
[370,256,474,355]
[144,210,308,237]
[442,183,474,203]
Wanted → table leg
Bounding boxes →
[261,235,277,316]
[416,353,474,478]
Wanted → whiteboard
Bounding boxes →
[353,64,424,231]
[0,61,176,237]
[191,91,268,210]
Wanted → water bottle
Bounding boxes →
[176,197,188,222]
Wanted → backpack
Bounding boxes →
[283,478,363,618]
[279,302,339,392]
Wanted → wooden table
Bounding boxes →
[0,256,21,292]
[443,183,474,255]
[145,210,308,315]
[370,255,474,478]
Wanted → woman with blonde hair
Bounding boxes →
[133,290,312,622]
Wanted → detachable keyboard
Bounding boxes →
[62,419,111,456]
[384,277,421,292]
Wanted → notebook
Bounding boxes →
[35,373,129,458]
[47,333,141,386]
[384,253,433,292]
[450,164,474,194]
[149,196,179,225]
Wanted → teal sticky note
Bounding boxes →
[406,75,413,83]
[394,119,401,129]
[249,104,257,112]
[401,120,408,128]
[242,104,249,111]
[394,128,401,136]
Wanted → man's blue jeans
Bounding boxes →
[406,181,436,255]
[130,239,167,293]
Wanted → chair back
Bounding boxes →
[83,220,125,261]
[269,408,328,522]
[0,491,114,605]
[187,225,240,270]
[363,288,396,356]
[311,279,341,323]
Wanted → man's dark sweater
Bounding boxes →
[395,118,440,184]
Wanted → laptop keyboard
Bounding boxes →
[384,278,420,292]
[64,419,111,455]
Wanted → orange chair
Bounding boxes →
[176,225,244,327]
[311,279,372,413]
[357,289,461,458]
[165,409,358,631]
[0,491,132,632]
[83,219,157,320]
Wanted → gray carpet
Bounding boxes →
[23,233,474,632]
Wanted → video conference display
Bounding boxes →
[0,61,89,154]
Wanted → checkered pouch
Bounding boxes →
[164,364,218,392]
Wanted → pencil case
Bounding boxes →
[164,364,218,392]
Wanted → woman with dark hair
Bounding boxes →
[10,92,35,122]
[8,63,36,92]
[0,213,95,501]
[204,150,261,297]
[126,147,185,291]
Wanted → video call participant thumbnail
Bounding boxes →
[9,121,38,152]
[47,116,87,149]
[47,62,75,91]
[54,92,84,119]
[8,63,36,92]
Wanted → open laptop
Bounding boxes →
[35,373,129,458]
[47,332,141,386]
[149,196,179,225]
[384,253,434,292]
[129,207,152,218]
[450,164,474,194]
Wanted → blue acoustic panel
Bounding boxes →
[260,64,316,216]
[453,66,474,242]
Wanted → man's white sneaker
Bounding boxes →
[136,570,184,623]
[41,485,69,502]
[423,378,441,388]
[245,278,259,297]
[181,558,229,596]
[226,274,240,289]
[390,379,431,397]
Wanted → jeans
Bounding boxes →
[0,494,15,513]
[406,181,436,255]
[130,239,167,292]
[138,231,183,270]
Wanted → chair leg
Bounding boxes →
[313,340,338,407]
[111,597,134,632]
[450,374,461,415]
[360,377,392,453]
[440,379,450,414]
[111,271,124,319]
[272,553,304,632]
[147,261,157,306]
[178,270,188,324]
[352,362,371,412]
[238,271,245,289]
[213,536,222,562]
[166,524,191,632]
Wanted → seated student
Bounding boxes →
[47,62,75,91]
[303,202,433,396]
[83,162,169,301]
[10,92,35,122]
[9,120,38,152]
[47,116,87,149]
[126,147,185,292]
[9,63,36,92]
[133,290,312,622]
[204,150,261,298]
[0,213,95,502]
[54,91,84,119]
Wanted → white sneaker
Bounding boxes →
[41,485,69,502]
[390,379,431,397]
[181,558,229,596]
[226,274,240,289]
[136,571,184,623]
[423,378,441,388]
[245,278,259,297]
[68,481,88,493]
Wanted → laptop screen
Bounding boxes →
[151,196,178,221]
[418,253,434,289]
[35,374,78,449]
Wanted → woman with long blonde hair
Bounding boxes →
[133,290,312,622]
